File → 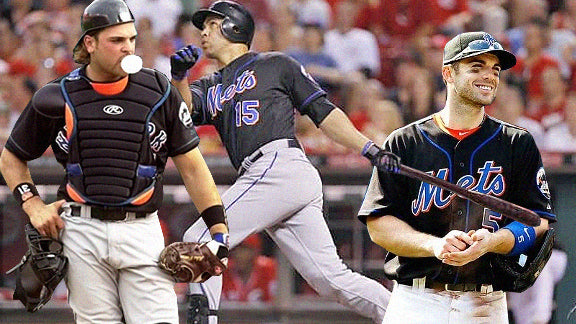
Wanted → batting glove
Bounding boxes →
[170,45,200,81]
[362,141,401,173]
[200,233,229,281]
[210,233,229,264]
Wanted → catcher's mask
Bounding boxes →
[6,224,68,312]
[72,0,135,59]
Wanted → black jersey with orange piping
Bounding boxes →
[5,67,200,212]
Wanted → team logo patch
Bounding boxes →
[179,102,193,128]
[483,32,497,46]
[536,167,551,199]
[103,104,123,115]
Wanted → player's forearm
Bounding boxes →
[171,78,193,109]
[0,148,53,224]
[492,218,549,255]
[173,149,223,216]
[0,149,34,190]
[489,227,516,254]
[319,108,371,153]
[366,215,438,258]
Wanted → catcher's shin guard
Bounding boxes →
[187,294,217,324]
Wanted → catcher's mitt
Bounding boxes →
[6,224,68,312]
[491,228,555,292]
[158,241,228,283]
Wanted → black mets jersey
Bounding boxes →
[358,114,556,285]
[189,52,336,170]
[5,67,199,212]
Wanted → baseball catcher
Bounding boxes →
[6,224,68,312]
[159,239,229,283]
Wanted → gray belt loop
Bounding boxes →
[480,284,493,294]
[412,277,426,291]
[125,212,136,221]
[81,204,91,219]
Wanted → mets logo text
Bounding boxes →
[411,161,505,216]
[206,70,257,117]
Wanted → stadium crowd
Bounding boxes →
[1,0,576,157]
[0,0,571,322]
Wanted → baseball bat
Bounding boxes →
[396,164,541,227]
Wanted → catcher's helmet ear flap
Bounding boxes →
[6,224,68,312]
[73,0,135,55]
[192,0,255,46]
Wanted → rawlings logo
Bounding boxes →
[411,161,505,216]
[207,70,257,117]
[103,104,124,115]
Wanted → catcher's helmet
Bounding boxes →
[192,0,255,46]
[73,0,135,54]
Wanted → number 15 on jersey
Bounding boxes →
[235,100,260,127]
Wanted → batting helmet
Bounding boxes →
[192,0,255,46]
[73,0,135,54]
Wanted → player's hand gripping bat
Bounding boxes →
[395,164,541,227]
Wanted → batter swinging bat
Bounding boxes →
[395,164,541,227]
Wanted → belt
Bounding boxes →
[70,205,148,221]
[238,139,301,177]
[409,277,493,293]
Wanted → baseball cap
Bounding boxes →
[443,32,516,70]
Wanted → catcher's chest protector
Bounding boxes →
[60,69,170,206]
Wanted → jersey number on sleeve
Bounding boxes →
[235,100,260,127]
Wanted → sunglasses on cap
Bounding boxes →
[466,39,504,51]
[443,32,516,69]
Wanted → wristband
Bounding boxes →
[361,140,375,156]
[200,205,226,229]
[212,233,230,246]
[504,221,536,256]
[171,70,189,81]
[13,182,39,206]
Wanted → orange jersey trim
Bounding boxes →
[66,184,86,203]
[433,114,482,140]
[64,103,74,140]
[90,76,129,95]
[130,187,154,205]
